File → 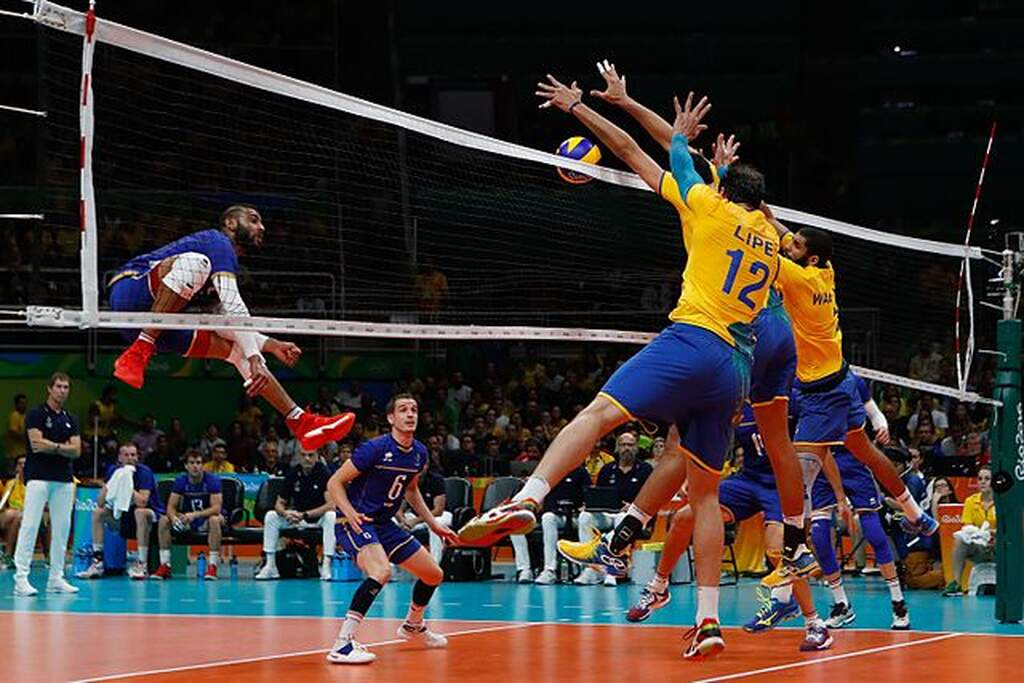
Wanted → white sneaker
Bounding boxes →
[574,567,601,585]
[13,577,37,596]
[46,577,79,593]
[603,573,618,587]
[516,569,533,584]
[76,558,104,579]
[127,560,148,581]
[254,563,280,581]
[534,569,558,585]
[326,638,376,664]
[321,559,332,582]
[397,622,448,648]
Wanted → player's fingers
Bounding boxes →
[684,91,694,112]
[538,101,551,109]
[596,60,605,75]
[603,58,612,73]
[546,73,565,87]
[673,95,682,115]
[621,74,626,88]
[570,80,578,90]
[536,81,555,91]
[589,89,605,99]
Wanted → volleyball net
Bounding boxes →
[4,0,1000,405]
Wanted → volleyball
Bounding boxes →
[555,136,601,184]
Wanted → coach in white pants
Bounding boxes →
[255,448,336,580]
[14,372,81,596]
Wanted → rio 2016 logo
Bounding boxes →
[1015,402,1024,482]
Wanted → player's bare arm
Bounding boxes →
[404,474,459,544]
[328,462,373,534]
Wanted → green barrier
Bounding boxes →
[993,319,1023,623]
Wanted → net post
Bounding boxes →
[994,243,1023,622]
[78,0,99,327]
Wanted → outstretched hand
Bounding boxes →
[265,338,302,368]
[712,133,740,168]
[672,91,711,142]
[590,58,629,105]
[536,74,583,113]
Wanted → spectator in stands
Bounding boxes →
[425,435,445,474]
[445,434,480,477]
[255,446,336,581]
[234,394,263,437]
[448,371,472,407]
[911,421,942,458]
[312,384,341,417]
[646,436,666,467]
[327,441,354,473]
[415,258,449,313]
[514,438,543,465]
[165,417,188,462]
[225,421,256,471]
[84,385,128,451]
[363,412,384,440]
[576,431,653,586]
[482,435,509,476]
[254,440,288,476]
[131,414,164,460]
[909,342,944,384]
[583,440,615,482]
[397,460,450,564]
[511,464,589,584]
[199,422,221,460]
[148,434,180,474]
[907,394,949,438]
[0,455,26,567]
[436,423,459,453]
[204,440,236,474]
[929,476,958,520]
[155,450,225,580]
[944,465,996,596]
[5,393,27,465]
[882,394,909,444]
[77,442,162,580]
[334,380,365,412]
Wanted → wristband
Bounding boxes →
[302,511,309,521]
[568,100,583,113]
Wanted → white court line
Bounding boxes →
[67,621,536,682]
[692,632,964,682]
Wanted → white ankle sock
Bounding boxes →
[287,406,303,420]
[886,576,904,602]
[827,577,848,606]
[649,572,669,594]
[696,586,720,623]
[512,476,550,505]
[896,491,923,521]
[159,549,171,564]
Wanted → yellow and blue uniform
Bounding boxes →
[718,404,783,523]
[599,134,781,475]
[107,230,238,356]
[775,250,864,446]
[336,434,428,564]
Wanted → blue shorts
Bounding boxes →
[811,448,882,514]
[600,323,750,475]
[108,272,199,356]
[336,519,422,565]
[750,306,796,406]
[793,368,866,446]
[718,472,782,523]
[170,512,226,534]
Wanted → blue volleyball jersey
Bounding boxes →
[104,462,164,514]
[346,434,428,522]
[114,230,239,279]
[170,472,222,514]
[734,404,777,486]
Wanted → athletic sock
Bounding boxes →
[772,585,793,602]
[608,504,652,555]
[826,576,848,606]
[209,551,220,567]
[339,611,364,641]
[804,611,823,628]
[159,549,171,564]
[511,476,550,505]
[886,576,904,602]
[138,546,148,563]
[649,572,669,594]
[406,603,426,626]
[695,586,720,623]
[895,491,923,522]
[138,332,156,346]
[286,406,303,421]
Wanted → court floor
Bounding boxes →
[2,565,1020,682]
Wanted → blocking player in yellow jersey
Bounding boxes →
[764,207,940,550]
[459,80,779,660]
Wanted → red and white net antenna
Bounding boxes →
[79,0,99,326]
[954,121,997,394]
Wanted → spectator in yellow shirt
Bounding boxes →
[203,442,237,474]
[6,393,28,461]
[944,465,996,596]
[1,455,27,565]
[583,443,615,483]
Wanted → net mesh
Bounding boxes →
[24,10,998,398]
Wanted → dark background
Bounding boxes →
[3,0,1020,239]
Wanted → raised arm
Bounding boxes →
[536,73,663,192]
[669,93,713,203]
[590,59,675,152]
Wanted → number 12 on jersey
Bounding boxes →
[722,248,771,309]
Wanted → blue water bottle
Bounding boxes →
[196,552,207,580]
[229,556,239,581]
[331,553,342,582]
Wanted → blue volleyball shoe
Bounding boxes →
[899,510,939,537]
[743,593,800,633]
[557,531,630,578]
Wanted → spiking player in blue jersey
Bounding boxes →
[325,394,460,665]
[108,205,354,452]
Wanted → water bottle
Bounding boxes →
[229,556,239,581]
[331,553,342,582]
[196,552,207,580]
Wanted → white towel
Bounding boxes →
[105,465,136,519]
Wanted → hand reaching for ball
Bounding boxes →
[536,74,583,113]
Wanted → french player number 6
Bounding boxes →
[388,474,408,501]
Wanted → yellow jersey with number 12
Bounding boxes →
[774,254,844,382]
[658,175,781,352]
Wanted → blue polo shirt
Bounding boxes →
[24,403,80,483]
[281,461,330,513]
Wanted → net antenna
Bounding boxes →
[13,0,998,406]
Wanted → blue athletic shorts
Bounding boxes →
[600,323,750,475]
[811,448,882,513]
[718,472,782,523]
[750,305,796,406]
[793,367,866,446]
[336,518,422,565]
[108,272,199,355]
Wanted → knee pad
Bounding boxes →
[810,518,840,575]
[858,512,894,565]
[162,252,211,299]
